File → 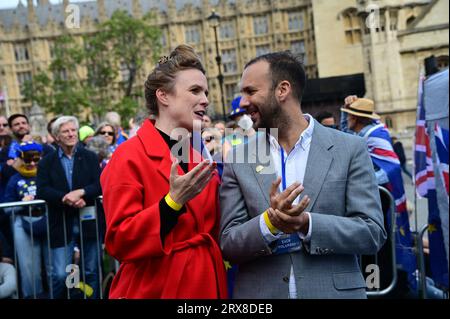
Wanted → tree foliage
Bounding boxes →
[24,11,161,124]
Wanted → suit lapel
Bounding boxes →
[249,137,276,206]
[303,122,334,209]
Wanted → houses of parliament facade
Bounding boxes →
[0,0,448,134]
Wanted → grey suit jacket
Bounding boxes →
[219,120,387,299]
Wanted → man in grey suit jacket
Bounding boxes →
[219,51,387,299]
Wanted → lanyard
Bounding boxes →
[280,148,287,191]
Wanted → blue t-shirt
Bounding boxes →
[7,141,20,159]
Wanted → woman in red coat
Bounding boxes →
[100,45,228,299]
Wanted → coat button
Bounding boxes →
[283,276,289,283]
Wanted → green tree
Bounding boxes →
[100,11,162,98]
[24,34,89,115]
[24,11,162,123]
[83,33,117,122]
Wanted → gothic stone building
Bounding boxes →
[0,0,448,137]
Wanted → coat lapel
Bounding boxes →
[54,148,70,192]
[137,119,184,184]
[303,121,334,209]
[71,145,84,190]
[137,119,211,231]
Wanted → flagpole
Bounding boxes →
[413,71,425,298]
[413,71,426,234]
[413,93,419,234]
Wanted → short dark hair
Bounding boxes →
[244,51,307,103]
[47,117,60,135]
[316,111,334,124]
[7,113,29,127]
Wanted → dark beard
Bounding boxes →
[15,131,30,140]
[258,94,287,130]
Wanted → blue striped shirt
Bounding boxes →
[58,147,76,190]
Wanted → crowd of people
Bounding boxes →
[0,44,436,300]
[0,112,128,299]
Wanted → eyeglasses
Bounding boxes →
[204,136,214,143]
[0,123,8,128]
[100,131,114,136]
[22,155,41,164]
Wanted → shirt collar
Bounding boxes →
[269,114,314,152]
[58,145,78,159]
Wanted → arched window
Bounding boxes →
[406,16,416,27]
[341,8,362,44]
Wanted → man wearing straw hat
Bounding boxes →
[341,97,380,135]
[341,95,417,295]
[341,96,395,185]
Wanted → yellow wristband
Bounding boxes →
[165,193,183,211]
[263,210,279,235]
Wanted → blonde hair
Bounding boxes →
[144,44,205,116]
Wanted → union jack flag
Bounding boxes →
[365,122,417,288]
[434,123,449,197]
[414,75,435,198]
[414,75,449,289]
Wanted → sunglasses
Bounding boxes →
[100,131,114,136]
[0,123,8,128]
[22,155,41,164]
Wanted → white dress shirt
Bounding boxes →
[259,114,314,298]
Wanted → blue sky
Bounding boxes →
[0,0,93,9]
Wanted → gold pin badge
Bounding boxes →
[256,165,265,173]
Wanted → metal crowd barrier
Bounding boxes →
[416,224,429,299]
[0,197,107,299]
[0,200,53,299]
[361,186,398,297]
[96,196,120,276]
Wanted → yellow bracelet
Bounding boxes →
[165,193,183,211]
[263,210,279,235]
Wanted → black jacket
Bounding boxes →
[37,144,103,248]
[393,141,406,165]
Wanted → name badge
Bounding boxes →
[79,206,96,221]
[272,234,302,255]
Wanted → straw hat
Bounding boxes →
[341,98,380,120]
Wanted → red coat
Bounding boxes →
[100,120,228,299]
